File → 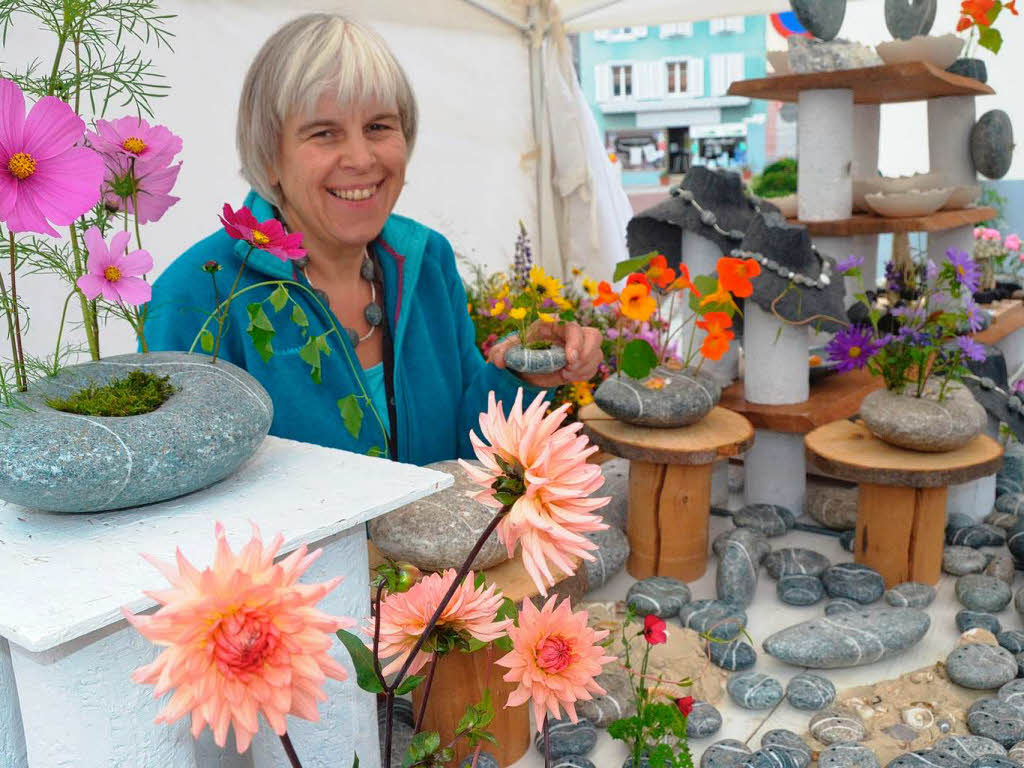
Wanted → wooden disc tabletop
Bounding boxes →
[578,404,754,465]
[805,420,1003,488]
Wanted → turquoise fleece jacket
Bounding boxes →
[145,190,540,464]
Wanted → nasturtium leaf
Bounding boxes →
[338,394,364,439]
[620,339,659,379]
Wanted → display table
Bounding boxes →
[0,436,452,768]
[579,404,754,581]
[806,421,1003,587]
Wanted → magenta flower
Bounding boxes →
[87,116,182,165]
[826,325,883,373]
[101,152,181,224]
[76,227,153,305]
[0,78,105,236]
[219,204,306,261]
[947,249,981,293]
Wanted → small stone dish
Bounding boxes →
[504,343,566,375]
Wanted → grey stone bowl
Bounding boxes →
[593,366,721,428]
[859,386,986,453]
[0,352,273,513]
[504,343,566,375]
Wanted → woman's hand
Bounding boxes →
[487,321,604,388]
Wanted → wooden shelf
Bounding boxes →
[729,61,994,104]
[788,207,996,237]
[975,301,1024,346]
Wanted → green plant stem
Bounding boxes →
[47,31,68,97]
[210,246,254,364]
[7,233,26,391]
[0,231,23,392]
[129,170,149,352]
[51,290,77,376]
[69,225,100,360]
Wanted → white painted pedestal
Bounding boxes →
[744,430,807,516]
[681,231,738,385]
[0,436,452,768]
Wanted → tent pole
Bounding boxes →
[459,0,530,31]
[528,2,546,268]
[560,0,624,24]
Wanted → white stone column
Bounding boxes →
[743,302,809,405]
[744,430,807,515]
[948,414,1001,522]
[928,226,975,266]
[798,89,854,222]
[928,95,978,187]
[852,104,881,180]
[0,637,27,768]
[10,621,198,768]
[680,231,738,385]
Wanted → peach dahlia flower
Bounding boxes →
[373,569,511,676]
[123,523,353,753]
[460,390,609,595]
[497,596,614,728]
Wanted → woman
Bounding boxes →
[146,13,603,464]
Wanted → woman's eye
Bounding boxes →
[368,123,392,132]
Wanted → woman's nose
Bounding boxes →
[338,135,374,172]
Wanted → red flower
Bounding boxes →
[1008,0,1018,15]
[961,0,996,25]
[645,254,676,290]
[219,203,306,261]
[627,272,651,289]
[716,256,761,298]
[642,614,667,645]
[593,280,619,307]
[677,696,695,717]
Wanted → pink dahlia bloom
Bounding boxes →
[460,390,609,596]
[77,227,153,305]
[372,569,511,677]
[497,596,614,728]
[101,152,182,224]
[123,523,353,753]
[87,116,182,164]
[1006,234,1022,251]
[220,203,306,261]
[0,78,104,236]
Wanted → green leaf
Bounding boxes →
[437,748,455,762]
[613,252,657,282]
[494,636,513,653]
[335,629,384,693]
[395,674,425,696]
[496,596,519,624]
[689,274,720,313]
[352,754,360,768]
[299,335,323,384]
[620,339,659,379]
[410,732,440,761]
[474,572,487,589]
[199,328,214,353]
[291,303,308,330]
[338,394,364,439]
[979,26,1003,53]
[367,445,387,458]
[269,284,289,312]
[246,303,276,362]
[316,333,332,354]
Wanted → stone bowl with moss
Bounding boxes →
[0,351,273,513]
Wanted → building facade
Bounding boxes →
[578,17,768,187]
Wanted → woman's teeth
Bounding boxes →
[329,185,377,201]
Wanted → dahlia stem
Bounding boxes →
[210,246,253,364]
[543,714,551,768]
[279,732,304,768]
[383,692,396,768]
[7,233,26,391]
[413,653,439,732]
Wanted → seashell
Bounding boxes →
[847,698,876,721]
[902,706,936,729]
[908,669,936,684]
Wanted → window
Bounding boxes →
[709,16,745,34]
[611,64,633,98]
[665,60,688,96]
[663,57,703,98]
[659,22,694,38]
[596,26,649,42]
[710,53,745,96]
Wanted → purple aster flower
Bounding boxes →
[892,305,926,324]
[836,254,865,274]
[884,261,902,293]
[947,248,981,292]
[826,325,883,373]
[926,260,938,283]
[964,297,984,332]
[898,325,931,346]
[956,335,986,362]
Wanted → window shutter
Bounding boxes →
[710,18,724,34]
[679,22,694,36]
[710,55,726,96]
[594,30,609,42]
[688,58,705,97]
[635,61,657,100]
[654,60,666,98]
[595,64,611,102]
[728,17,745,33]
[659,23,675,38]
[728,52,746,87]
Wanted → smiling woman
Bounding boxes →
[145,13,604,465]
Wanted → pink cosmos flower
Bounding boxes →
[460,390,610,596]
[87,116,182,165]
[123,523,353,753]
[1006,234,1022,251]
[0,78,104,236]
[372,569,511,677]
[497,596,614,728]
[102,152,182,224]
[77,227,153,305]
[220,203,306,261]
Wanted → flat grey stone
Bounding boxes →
[702,740,753,768]
[958,575,1013,613]
[986,512,1019,531]
[709,639,757,671]
[810,707,867,744]
[840,530,856,552]
[998,494,1024,517]
[885,0,936,38]
[1009,742,1024,764]
[951,525,1008,549]
[713,527,771,563]
[680,599,747,641]
[594,367,721,428]
[1017,651,1024,678]
[998,679,1024,713]
[552,759,594,768]
[1007,520,1024,566]
[885,750,958,768]
[717,529,761,608]
[860,386,985,453]
[627,577,691,617]
[576,668,634,727]
[947,644,1019,689]
[459,754,499,768]
[733,504,795,537]
[763,607,930,668]
[727,672,784,710]
[369,460,507,571]
[997,477,1023,498]
[968,699,1024,747]
[949,513,978,532]
[820,743,880,768]
[948,57,988,82]
[534,716,596,758]
[932,735,1007,762]
[0,352,273,512]
[786,672,836,710]
[787,36,883,73]
[739,749,799,768]
[765,549,831,580]
[778,574,825,606]
[958,610,1002,634]
[969,758,1020,768]
[688,701,723,738]
[505,344,566,374]
[825,598,861,616]
[823,563,885,604]
[597,458,628,530]
[806,482,857,531]
[762,730,812,768]
[790,0,846,40]
[985,554,1017,585]
[998,631,1024,655]
[1016,587,1024,615]
[972,110,1014,181]
[582,526,629,590]
[945,546,990,576]
[886,582,937,608]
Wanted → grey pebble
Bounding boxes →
[551,758,595,768]
[576,668,635,727]
[932,734,1007,762]
[687,701,723,738]
[968,757,1021,768]
[986,512,1019,531]
[840,530,856,552]
[1007,519,1024,565]
[958,610,1003,634]
[968,698,1024,748]
[998,679,1024,713]
[709,639,757,671]
[582,526,629,590]
[819,743,880,768]
[761,730,811,768]
[947,644,1020,689]
[886,582,937,608]
[790,0,847,41]
[824,598,861,616]
[786,672,836,711]
[717,530,763,608]
[765,548,831,580]
[680,599,747,641]
[738,749,799,768]
[733,504,796,537]
[712,527,771,563]
[972,110,1014,180]
[459,754,500,768]
[945,546,991,576]
[949,513,980,532]
[627,577,691,618]
[534,717,596,758]
[986,554,1017,586]
[505,344,566,375]
[1009,742,1024,764]
[950,525,1007,548]
[999,631,1024,655]
[778,574,825,606]
[999,493,1024,517]
[823,563,885,604]
[701,740,753,768]
[727,672,784,710]
[885,752,957,768]
[809,706,867,745]
[957,574,1013,613]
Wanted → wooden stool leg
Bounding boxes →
[627,461,711,581]
[856,483,947,587]
[411,647,529,765]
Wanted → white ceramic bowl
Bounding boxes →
[853,173,946,212]
[865,188,954,218]
[766,51,791,75]
[760,193,798,218]
[941,185,982,210]
[875,34,964,69]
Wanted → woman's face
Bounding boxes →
[271,93,408,255]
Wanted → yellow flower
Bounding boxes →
[509,307,527,320]
[490,300,506,317]
[554,295,573,311]
[570,381,594,406]
[529,266,564,299]
[495,283,510,300]
[571,267,582,277]
[619,283,657,323]
[538,312,557,323]
[582,278,598,298]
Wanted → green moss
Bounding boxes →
[751,158,798,198]
[525,340,553,350]
[46,370,176,417]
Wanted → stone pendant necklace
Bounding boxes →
[300,249,384,348]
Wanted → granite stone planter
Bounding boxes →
[0,352,273,512]
[504,343,566,375]
[594,366,721,428]
[859,385,985,453]
[948,57,988,83]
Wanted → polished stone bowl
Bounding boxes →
[0,352,273,512]
[859,385,986,453]
[594,366,721,428]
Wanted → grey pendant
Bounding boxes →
[365,302,384,327]
[361,257,376,282]
[790,0,847,41]
[313,287,330,306]
[885,0,936,40]
[346,327,360,348]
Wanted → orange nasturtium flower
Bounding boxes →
[593,280,618,306]
[645,254,676,289]
[668,263,701,296]
[627,272,651,289]
[696,311,734,336]
[716,256,761,298]
[619,282,657,322]
[699,280,739,312]
[700,330,735,361]
[961,0,996,26]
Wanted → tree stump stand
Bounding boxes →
[806,420,1003,587]
[579,404,754,581]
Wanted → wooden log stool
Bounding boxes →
[806,420,1003,587]
[578,403,755,581]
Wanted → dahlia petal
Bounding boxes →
[22,96,86,160]
[0,79,25,156]
[233,722,256,755]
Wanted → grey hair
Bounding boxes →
[237,13,418,206]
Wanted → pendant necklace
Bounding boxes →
[298,249,384,348]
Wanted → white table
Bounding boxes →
[0,436,452,768]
